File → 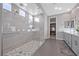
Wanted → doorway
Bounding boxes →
[50,17,56,39]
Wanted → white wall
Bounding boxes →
[0,4,2,56]
[44,15,48,39]
[47,16,50,39]
[56,13,72,40]
[56,14,64,40]
[49,12,71,40]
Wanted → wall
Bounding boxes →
[49,12,72,40]
[1,3,45,55]
[71,4,79,31]
[56,13,72,40]
[54,3,79,40]
[0,4,2,56]
[44,15,48,39]
[47,16,50,39]
[56,14,64,40]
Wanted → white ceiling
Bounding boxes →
[40,3,77,16]
[16,3,43,16]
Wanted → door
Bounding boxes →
[50,17,56,39]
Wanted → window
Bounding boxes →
[19,9,25,17]
[3,3,11,11]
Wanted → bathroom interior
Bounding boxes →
[0,3,79,56]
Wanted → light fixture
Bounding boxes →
[34,17,40,22]
[23,3,27,7]
[77,7,79,8]
[67,8,71,11]
[54,7,62,10]
[54,7,58,10]
[58,7,62,10]
[27,29,31,32]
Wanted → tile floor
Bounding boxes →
[33,39,75,56]
[4,39,75,56]
[4,40,45,56]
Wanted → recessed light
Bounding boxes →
[58,7,62,10]
[67,8,71,11]
[77,7,79,8]
[54,7,58,10]
[34,17,40,22]
[23,3,27,6]
[27,29,31,32]
[54,7,62,10]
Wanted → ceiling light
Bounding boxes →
[27,29,31,32]
[58,7,62,10]
[54,7,62,10]
[23,3,27,7]
[67,8,71,11]
[34,17,40,22]
[54,7,58,10]
[77,7,79,8]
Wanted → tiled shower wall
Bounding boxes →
[0,3,46,55]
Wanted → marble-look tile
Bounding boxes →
[4,40,45,56]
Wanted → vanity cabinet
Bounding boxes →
[64,32,72,48]
[72,35,79,55]
[63,32,79,55]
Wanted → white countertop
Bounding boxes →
[63,29,79,36]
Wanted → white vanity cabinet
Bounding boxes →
[63,31,79,55]
[64,32,72,48]
[72,35,79,55]
[64,32,68,43]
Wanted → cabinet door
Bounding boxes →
[64,32,71,47]
[64,33,68,43]
[72,35,79,55]
[67,33,72,48]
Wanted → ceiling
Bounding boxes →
[16,3,77,16]
[16,3,43,16]
[40,3,77,16]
